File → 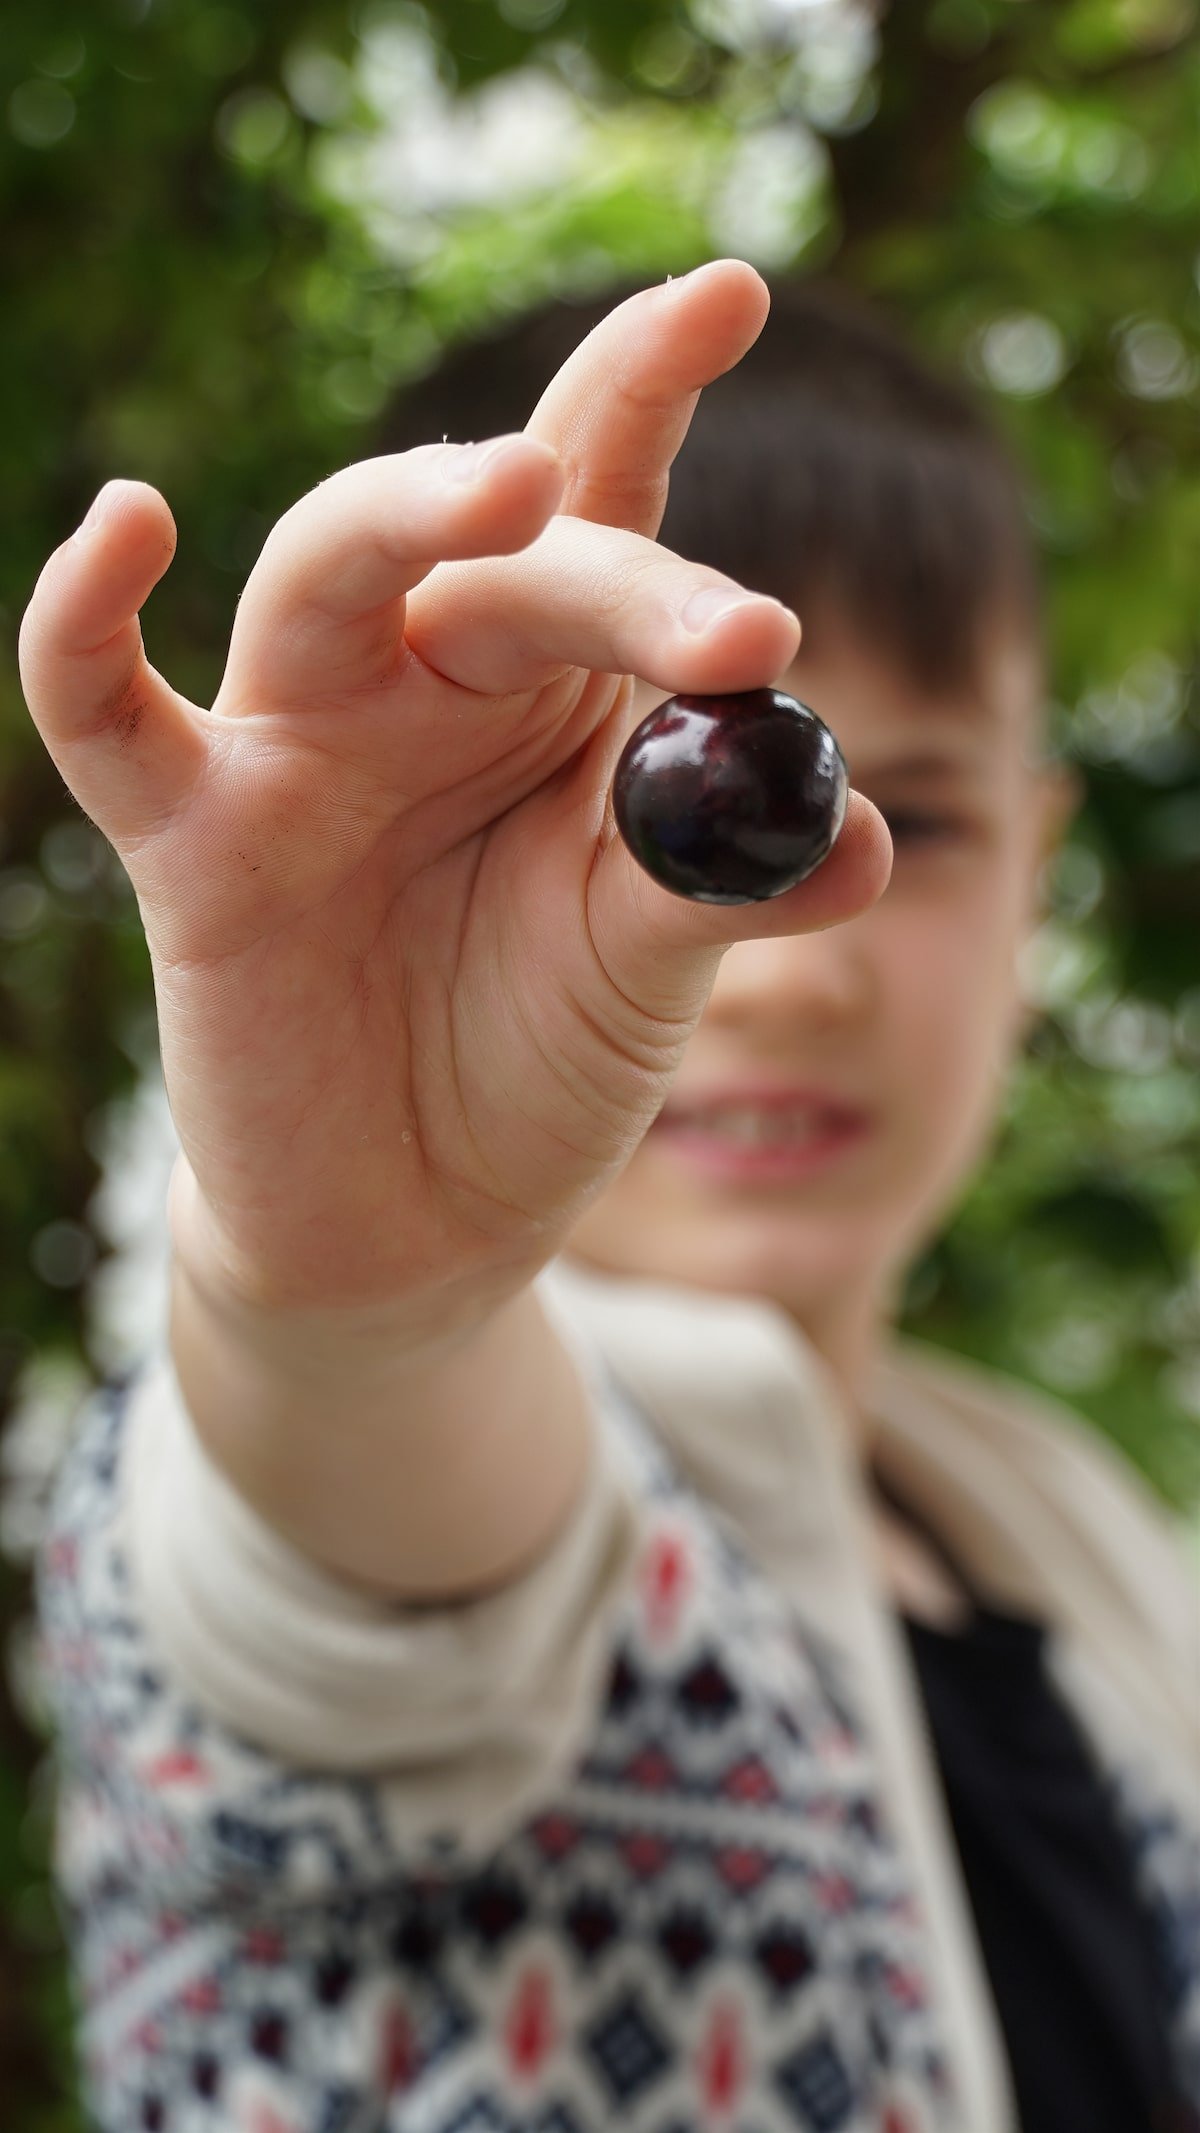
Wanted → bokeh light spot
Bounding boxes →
[9,80,75,148]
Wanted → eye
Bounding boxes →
[883,810,967,846]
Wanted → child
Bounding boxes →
[20,263,1199,2132]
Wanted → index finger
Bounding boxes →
[524,259,770,539]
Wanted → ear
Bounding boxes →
[1034,758,1085,874]
[1012,758,1086,1043]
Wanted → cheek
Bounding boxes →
[877,876,1027,1147]
[566,1154,715,1288]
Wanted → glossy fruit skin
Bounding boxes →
[612,688,848,905]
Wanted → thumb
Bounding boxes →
[586,787,893,1023]
[18,480,206,851]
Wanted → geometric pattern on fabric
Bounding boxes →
[1110,1763,1200,2114]
[442,2099,512,2133]
[774,2028,857,2128]
[583,1988,673,2104]
[43,1373,1198,2132]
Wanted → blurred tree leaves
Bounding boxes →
[2,0,1199,2122]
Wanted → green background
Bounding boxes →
[3,0,1199,2119]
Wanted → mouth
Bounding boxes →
[649,1091,873,1183]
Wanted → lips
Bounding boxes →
[650,1087,873,1181]
[660,1101,857,1146]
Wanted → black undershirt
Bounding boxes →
[875,1473,1181,2132]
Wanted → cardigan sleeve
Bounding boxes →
[35,1320,646,1908]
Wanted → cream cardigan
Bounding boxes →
[118,1258,1200,2132]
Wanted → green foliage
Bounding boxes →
[2,0,1198,2120]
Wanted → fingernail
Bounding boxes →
[663,262,716,297]
[72,482,115,543]
[445,434,527,484]
[680,584,760,634]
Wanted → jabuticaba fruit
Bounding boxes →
[612,688,848,905]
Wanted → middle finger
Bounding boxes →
[524,259,771,540]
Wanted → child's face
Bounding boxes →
[567,614,1073,1347]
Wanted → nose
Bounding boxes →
[704,923,876,1038]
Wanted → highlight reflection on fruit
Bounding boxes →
[612,688,848,905]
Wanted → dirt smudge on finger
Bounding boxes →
[97,655,148,748]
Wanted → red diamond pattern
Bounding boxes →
[504,1965,556,2082]
[640,1528,692,1645]
[620,1831,671,1880]
[381,2000,417,2093]
[625,1747,678,1791]
[716,1847,771,1893]
[697,1997,745,2116]
[532,1813,581,1861]
[721,1756,779,1805]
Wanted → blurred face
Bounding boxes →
[567,613,1073,1388]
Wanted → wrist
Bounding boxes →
[166,1154,536,1375]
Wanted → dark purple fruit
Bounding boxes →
[612,688,848,905]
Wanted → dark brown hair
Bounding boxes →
[376,276,1042,697]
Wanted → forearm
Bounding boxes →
[167,1209,594,1604]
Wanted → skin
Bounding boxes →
[568,610,1079,1491]
[19,263,894,1600]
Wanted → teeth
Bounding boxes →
[685,1106,827,1146]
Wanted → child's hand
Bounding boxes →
[19,263,890,1336]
